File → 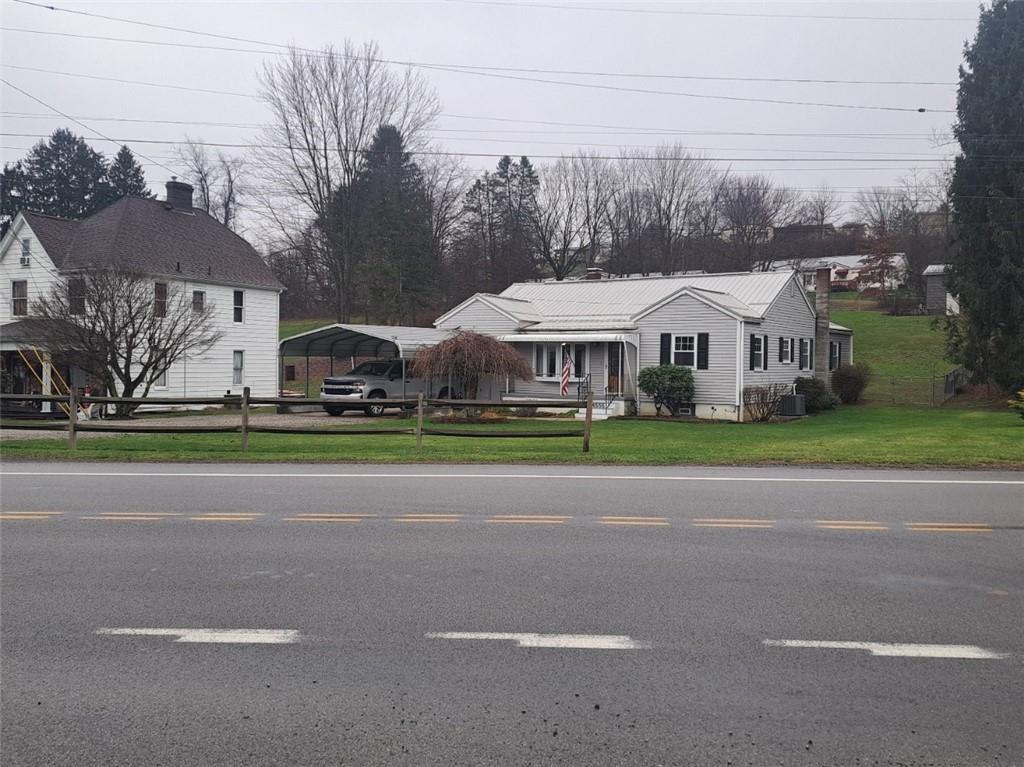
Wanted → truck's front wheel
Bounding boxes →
[364,391,387,417]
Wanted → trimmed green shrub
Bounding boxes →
[795,376,839,413]
[638,365,695,417]
[831,363,872,404]
[1009,390,1024,421]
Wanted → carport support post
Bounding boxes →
[582,391,593,454]
[241,386,250,452]
[67,386,77,451]
[415,392,424,449]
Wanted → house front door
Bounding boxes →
[607,342,622,395]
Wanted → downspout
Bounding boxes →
[735,321,743,422]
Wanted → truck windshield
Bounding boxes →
[349,361,395,376]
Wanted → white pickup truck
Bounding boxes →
[320,359,457,416]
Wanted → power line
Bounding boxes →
[2,65,258,99]
[6,2,954,113]
[2,27,958,87]
[0,132,970,163]
[0,80,177,174]
[444,0,976,22]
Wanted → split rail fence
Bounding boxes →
[0,390,594,453]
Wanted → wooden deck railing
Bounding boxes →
[0,390,594,453]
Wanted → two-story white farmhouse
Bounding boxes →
[433,268,853,420]
[1,180,281,404]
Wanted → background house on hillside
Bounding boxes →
[0,180,281,409]
[765,254,907,292]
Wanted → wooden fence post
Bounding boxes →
[582,392,593,454]
[67,387,77,451]
[415,392,424,449]
[241,386,250,452]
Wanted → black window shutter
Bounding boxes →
[837,342,843,369]
[809,338,815,369]
[791,337,796,363]
[778,337,784,363]
[762,335,769,370]
[749,334,756,370]
[660,333,671,365]
[697,333,709,370]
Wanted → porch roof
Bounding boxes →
[497,332,639,345]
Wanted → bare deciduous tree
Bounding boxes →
[799,184,841,236]
[254,41,440,321]
[572,152,616,268]
[530,158,587,280]
[720,174,799,271]
[29,269,222,416]
[177,138,246,230]
[854,186,904,237]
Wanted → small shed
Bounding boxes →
[278,323,453,395]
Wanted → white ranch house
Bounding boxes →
[0,180,281,408]
[432,269,852,420]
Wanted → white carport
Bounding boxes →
[278,323,452,396]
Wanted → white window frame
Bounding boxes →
[20,238,31,266]
[751,335,765,371]
[232,350,244,386]
[233,290,244,323]
[11,279,28,317]
[153,367,168,389]
[781,337,793,365]
[829,340,841,371]
[533,343,587,381]
[672,334,696,368]
[192,290,206,313]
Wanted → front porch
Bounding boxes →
[496,333,640,419]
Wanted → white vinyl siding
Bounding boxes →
[0,220,59,324]
[434,298,521,334]
[638,292,738,407]
[743,275,817,387]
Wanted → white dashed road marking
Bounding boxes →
[96,628,300,644]
[763,639,1008,659]
[426,632,651,650]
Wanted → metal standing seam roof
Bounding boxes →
[497,271,795,326]
[279,323,453,358]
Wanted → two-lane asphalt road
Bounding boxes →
[2,463,1022,766]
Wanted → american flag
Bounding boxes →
[560,346,573,396]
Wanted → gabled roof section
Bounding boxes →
[433,292,541,327]
[496,271,794,327]
[20,211,80,268]
[15,198,281,290]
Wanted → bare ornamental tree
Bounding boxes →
[410,331,534,404]
[29,269,222,416]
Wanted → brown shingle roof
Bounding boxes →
[21,198,281,290]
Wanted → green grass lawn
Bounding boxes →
[280,318,333,340]
[3,406,1020,468]
[831,310,954,403]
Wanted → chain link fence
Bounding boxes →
[871,367,968,406]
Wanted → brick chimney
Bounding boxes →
[165,177,194,210]
[814,267,831,384]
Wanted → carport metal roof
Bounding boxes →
[279,323,452,359]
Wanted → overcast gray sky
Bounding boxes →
[1,0,981,220]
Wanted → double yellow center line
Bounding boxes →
[0,511,63,520]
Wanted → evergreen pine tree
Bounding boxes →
[949,0,1024,389]
[107,146,152,199]
[2,129,113,220]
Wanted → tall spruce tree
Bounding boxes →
[0,129,113,222]
[344,125,434,324]
[107,145,152,199]
[949,0,1024,390]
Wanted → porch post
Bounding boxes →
[41,356,52,414]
